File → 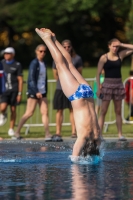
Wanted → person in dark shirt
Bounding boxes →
[96,39,133,141]
[0,47,23,137]
[35,28,100,158]
[52,40,83,141]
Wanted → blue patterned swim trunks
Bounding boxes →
[68,84,94,101]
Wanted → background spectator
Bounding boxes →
[14,44,52,140]
[0,47,23,137]
[96,39,133,141]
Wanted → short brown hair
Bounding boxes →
[108,38,119,45]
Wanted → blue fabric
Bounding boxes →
[5,60,15,64]
[27,58,48,95]
[68,84,94,101]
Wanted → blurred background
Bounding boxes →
[0,0,133,68]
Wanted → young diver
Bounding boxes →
[35,28,101,157]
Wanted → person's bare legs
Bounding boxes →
[113,99,123,138]
[98,100,110,137]
[10,106,16,129]
[56,109,63,135]
[15,98,37,137]
[0,103,7,113]
[38,97,51,138]
[69,109,76,135]
[54,38,88,85]
[39,28,88,86]
[35,28,79,98]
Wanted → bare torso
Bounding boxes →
[71,98,93,139]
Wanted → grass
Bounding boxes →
[0,65,133,139]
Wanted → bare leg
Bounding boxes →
[0,103,7,113]
[54,39,88,85]
[95,105,100,116]
[113,100,123,138]
[56,109,63,135]
[35,28,79,98]
[69,108,76,135]
[10,106,16,129]
[15,98,37,137]
[38,97,51,137]
[98,100,110,137]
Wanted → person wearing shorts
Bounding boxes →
[0,47,23,137]
[52,39,83,141]
[14,44,52,140]
[96,38,133,141]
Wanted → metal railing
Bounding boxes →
[16,78,117,134]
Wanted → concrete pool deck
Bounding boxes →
[1,136,133,143]
[8,137,133,142]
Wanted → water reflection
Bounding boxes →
[0,140,133,199]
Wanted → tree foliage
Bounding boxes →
[0,0,132,66]
[125,0,133,43]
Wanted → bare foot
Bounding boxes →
[35,28,52,40]
[40,28,56,42]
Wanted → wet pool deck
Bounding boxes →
[2,137,133,143]
[27,137,133,141]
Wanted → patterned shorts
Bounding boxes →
[101,78,125,101]
[68,84,94,101]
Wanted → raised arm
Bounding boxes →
[119,43,133,59]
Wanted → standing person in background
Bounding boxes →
[93,69,104,116]
[0,47,23,137]
[96,38,133,141]
[52,40,83,141]
[14,44,52,140]
[125,70,133,121]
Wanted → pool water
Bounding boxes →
[0,139,133,200]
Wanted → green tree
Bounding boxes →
[125,0,133,43]
[0,0,131,66]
